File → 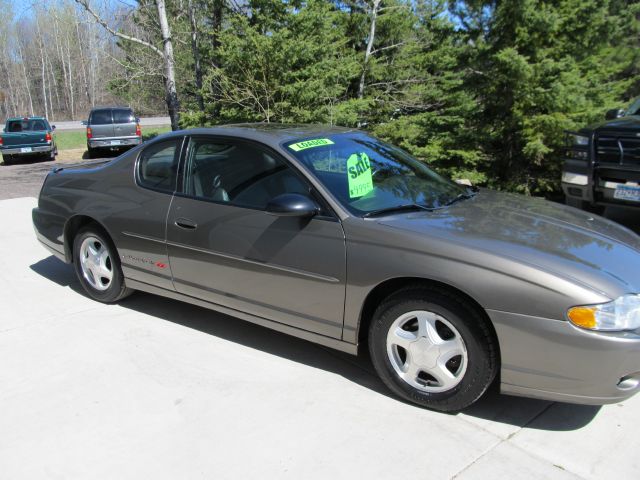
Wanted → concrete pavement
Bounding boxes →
[1,196,639,479]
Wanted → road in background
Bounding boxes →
[51,116,170,131]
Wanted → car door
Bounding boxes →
[89,109,114,139]
[165,136,347,339]
[110,137,185,291]
[112,108,137,139]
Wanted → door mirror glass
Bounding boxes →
[266,193,319,217]
[605,108,624,120]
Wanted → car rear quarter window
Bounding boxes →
[137,139,182,193]
[89,110,112,125]
[112,109,135,124]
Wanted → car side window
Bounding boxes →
[183,137,311,210]
[138,139,182,193]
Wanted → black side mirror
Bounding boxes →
[266,193,319,218]
[51,125,56,130]
[81,120,88,126]
[605,108,624,120]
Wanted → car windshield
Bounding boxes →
[626,97,640,116]
[285,133,469,215]
[6,119,48,132]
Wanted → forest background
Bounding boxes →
[1,0,638,195]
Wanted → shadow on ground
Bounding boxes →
[1,155,54,166]
[30,254,601,432]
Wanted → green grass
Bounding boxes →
[54,126,171,151]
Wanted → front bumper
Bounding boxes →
[1,145,53,155]
[490,309,640,405]
[89,137,142,149]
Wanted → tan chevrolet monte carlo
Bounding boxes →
[32,124,640,411]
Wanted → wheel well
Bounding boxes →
[356,278,500,355]
[63,215,107,262]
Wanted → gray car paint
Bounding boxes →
[87,107,141,148]
[32,124,640,405]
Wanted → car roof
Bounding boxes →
[89,106,133,112]
[7,116,47,121]
[158,123,358,148]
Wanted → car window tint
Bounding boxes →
[112,109,134,124]
[6,120,48,131]
[90,110,112,125]
[7,121,22,132]
[184,138,309,209]
[30,120,47,130]
[138,139,181,193]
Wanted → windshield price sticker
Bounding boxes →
[347,152,374,198]
[288,138,335,151]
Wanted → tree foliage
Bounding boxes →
[1,0,638,195]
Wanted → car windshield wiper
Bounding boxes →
[443,191,476,207]
[363,203,432,218]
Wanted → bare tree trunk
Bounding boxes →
[16,40,34,115]
[64,29,75,119]
[35,16,49,119]
[75,0,181,130]
[188,0,204,111]
[75,18,92,109]
[1,59,18,115]
[52,14,71,117]
[157,0,180,130]
[46,48,62,116]
[358,0,381,101]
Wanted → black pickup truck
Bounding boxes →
[562,97,640,212]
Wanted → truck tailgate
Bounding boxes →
[1,132,50,148]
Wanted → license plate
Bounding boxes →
[110,140,121,146]
[20,147,32,153]
[614,185,640,202]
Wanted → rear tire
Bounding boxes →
[2,155,12,166]
[87,147,97,159]
[73,226,133,303]
[368,286,498,412]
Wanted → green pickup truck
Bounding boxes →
[0,117,57,165]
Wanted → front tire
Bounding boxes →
[73,226,133,303]
[369,287,498,412]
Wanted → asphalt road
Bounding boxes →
[1,156,638,233]
[52,116,170,131]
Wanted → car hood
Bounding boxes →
[585,115,640,134]
[376,190,640,295]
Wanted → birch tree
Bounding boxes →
[74,0,181,130]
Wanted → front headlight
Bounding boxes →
[569,134,589,146]
[568,294,640,331]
